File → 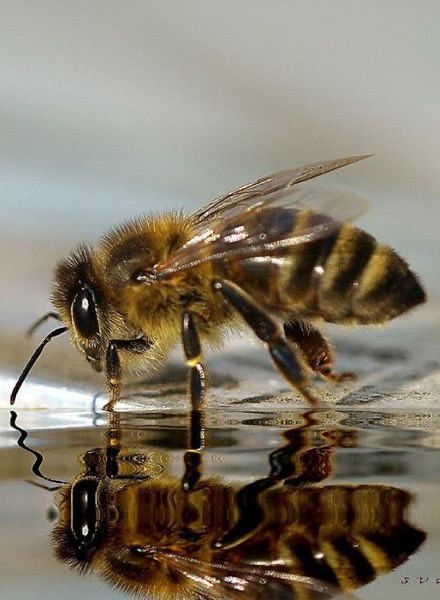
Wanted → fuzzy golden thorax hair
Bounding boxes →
[51,212,232,376]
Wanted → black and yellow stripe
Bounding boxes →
[221,208,425,325]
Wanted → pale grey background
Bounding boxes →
[0,0,439,331]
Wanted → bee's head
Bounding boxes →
[51,245,107,371]
[10,242,159,407]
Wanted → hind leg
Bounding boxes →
[213,280,318,406]
[284,320,357,383]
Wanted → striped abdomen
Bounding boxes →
[221,209,426,325]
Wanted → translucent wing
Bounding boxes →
[193,154,371,225]
[154,184,369,280]
[160,551,349,600]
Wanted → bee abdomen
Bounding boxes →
[318,225,426,324]
[349,243,426,324]
[317,225,376,322]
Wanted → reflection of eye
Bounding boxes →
[71,479,99,545]
[72,286,99,338]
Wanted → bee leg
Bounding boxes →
[213,280,318,406]
[181,312,206,411]
[182,447,203,492]
[181,312,206,491]
[103,337,153,410]
[284,320,357,383]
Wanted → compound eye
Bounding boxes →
[72,286,99,338]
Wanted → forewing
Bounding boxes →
[154,185,369,279]
[193,154,371,224]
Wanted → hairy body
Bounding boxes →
[11,156,426,410]
[52,209,424,378]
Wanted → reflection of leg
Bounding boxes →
[214,279,318,405]
[181,312,206,411]
[284,319,357,383]
[213,416,331,550]
[104,337,153,410]
[212,478,274,550]
[182,450,202,493]
[104,411,156,481]
[182,407,205,492]
[188,408,204,450]
[104,411,122,478]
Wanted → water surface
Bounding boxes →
[2,402,439,600]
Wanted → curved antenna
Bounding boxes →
[10,326,67,405]
[9,411,67,488]
[26,311,60,337]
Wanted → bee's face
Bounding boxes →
[51,244,163,376]
[51,245,147,373]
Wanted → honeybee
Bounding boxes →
[10,155,426,410]
[10,411,425,599]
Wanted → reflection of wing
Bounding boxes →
[155,185,369,279]
[193,154,371,224]
[161,552,347,600]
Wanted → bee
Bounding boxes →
[10,155,426,410]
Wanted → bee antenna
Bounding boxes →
[10,326,68,405]
[26,311,61,337]
[9,411,67,486]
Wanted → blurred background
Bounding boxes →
[1,0,439,333]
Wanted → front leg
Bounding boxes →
[104,337,152,410]
[213,279,318,406]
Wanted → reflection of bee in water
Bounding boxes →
[11,155,426,410]
[39,415,424,600]
[9,410,426,599]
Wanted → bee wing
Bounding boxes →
[154,184,369,279]
[161,552,347,599]
[193,154,371,224]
